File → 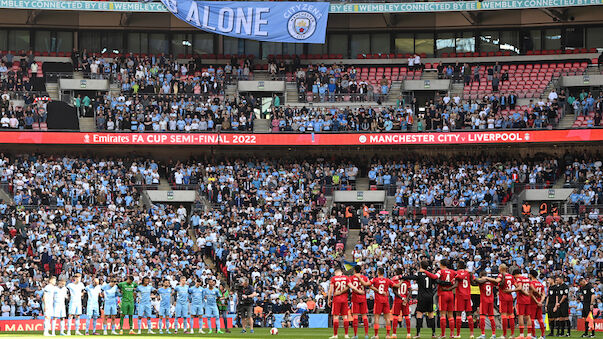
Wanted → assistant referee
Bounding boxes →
[579,277,596,338]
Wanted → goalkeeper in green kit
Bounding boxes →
[117,276,138,334]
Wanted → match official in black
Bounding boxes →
[579,276,596,338]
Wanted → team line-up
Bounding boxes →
[327,260,595,339]
[42,274,230,336]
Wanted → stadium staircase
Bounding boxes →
[285,82,298,103]
[78,117,96,132]
[354,177,370,190]
[253,118,271,132]
[343,229,361,263]
[0,186,14,204]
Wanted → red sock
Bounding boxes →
[441,317,447,337]
[353,318,359,336]
[510,317,515,336]
[363,316,369,336]
[386,325,391,336]
[502,316,508,337]
[393,316,399,334]
[480,316,486,335]
[333,318,339,336]
[530,321,535,337]
[405,316,411,334]
[374,322,379,336]
[468,315,474,335]
[449,318,455,336]
[538,319,545,337]
[489,316,496,335]
[519,325,524,336]
[456,316,462,336]
[344,320,349,336]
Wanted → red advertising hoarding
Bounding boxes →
[0,129,600,146]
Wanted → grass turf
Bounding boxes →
[0,329,589,339]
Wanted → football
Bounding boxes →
[270,327,279,335]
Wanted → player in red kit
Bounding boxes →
[422,259,456,339]
[451,262,474,339]
[348,265,371,339]
[328,268,351,339]
[529,270,546,339]
[512,269,533,339]
[370,267,398,339]
[474,270,497,339]
[492,264,516,339]
[391,268,412,339]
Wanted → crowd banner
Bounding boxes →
[160,0,329,43]
[0,129,601,146]
[0,0,602,13]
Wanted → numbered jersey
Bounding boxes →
[349,275,369,303]
[515,276,532,304]
[479,281,495,304]
[434,269,456,294]
[530,280,545,305]
[497,273,516,301]
[330,275,349,303]
[371,277,393,304]
[455,270,472,299]
[391,277,411,302]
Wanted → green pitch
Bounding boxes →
[0,329,590,339]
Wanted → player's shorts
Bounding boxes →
[499,299,514,314]
[393,300,410,316]
[416,296,434,313]
[69,302,82,315]
[86,306,100,318]
[53,305,66,318]
[352,301,369,314]
[582,305,591,318]
[175,303,189,318]
[205,305,219,318]
[480,302,494,316]
[438,293,454,312]
[456,297,472,312]
[374,301,391,315]
[558,303,569,317]
[517,303,531,316]
[529,304,543,320]
[104,304,118,316]
[121,302,135,316]
[44,303,54,317]
[191,304,204,316]
[159,306,171,317]
[138,304,153,317]
[547,303,557,318]
[331,301,349,316]
[237,305,253,318]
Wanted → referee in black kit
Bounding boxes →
[580,276,596,338]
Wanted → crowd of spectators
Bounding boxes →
[0,154,161,207]
[295,64,390,104]
[0,152,601,317]
[368,155,560,211]
[0,50,39,93]
[93,93,257,132]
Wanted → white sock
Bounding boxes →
[44,317,51,333]
[60,318,65,332]
[75,316,80,331]
[51,319,56,334]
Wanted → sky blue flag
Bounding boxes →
[161,0,329,44]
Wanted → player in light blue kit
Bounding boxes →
[203,279,224,334]
[101,278,119,335]
[136,277,155,334]
[189,279,206,334]
[173,276,191,334]
[157,280,173,334]
[84,278,102,335]
[66,273,85,335]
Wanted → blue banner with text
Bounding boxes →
[161,0,329,44]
